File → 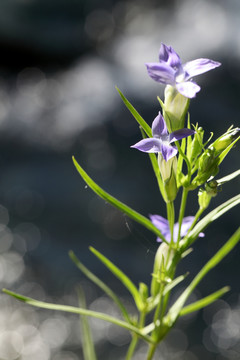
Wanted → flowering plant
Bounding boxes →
[3,43,240,359]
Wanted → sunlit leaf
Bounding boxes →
[166,227,240,325]
[72,157,167,243]
[89,247,144,311]
[2,289,153,343]
[116,87,152,137]
[69,251,131,322]
[179,286,230,316]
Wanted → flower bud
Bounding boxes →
[193,149,219,186]
[189,127,204,162]
[151,242,175,297]
[163,85,190,132]
[209,128,240,156]
[158,154,178,202]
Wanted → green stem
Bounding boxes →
[166,201,175,246]
[125,311,146,360]
[176,188,189,248]
[146,343,157,360]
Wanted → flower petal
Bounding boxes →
[131,138,162,153]
[145,63,175,85]
[159,43,182,68]
[152,112,168,138]
[176,81,201,98]
[183,58,221,79]
[160,143,178,162]
[150,214,170,242]
[179,216,195,237]
[169,128,195,143]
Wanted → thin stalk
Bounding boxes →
[187,207,205,235]
[125,311,146,360]
[176,188,189,248]
[166,201,175,246]
[146,343,157,360]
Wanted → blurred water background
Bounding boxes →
[0,0,239,359]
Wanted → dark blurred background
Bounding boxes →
[0,0,239,359]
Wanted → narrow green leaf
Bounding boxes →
[216,169,240,185]
[89,247,143,310]
[183,194,240,249]
[218,135,240,165]
[72,156,167,243]
[77,286,97,360]
[69,251,131,323]
[116,87,152,137]
[163,273,189,296]
[179,286,230,316]
[166,227,240,325]
[2,289,154,344]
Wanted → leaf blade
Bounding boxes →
[72,157,167,243]
[69,251,131,322]
[89,247,143,310]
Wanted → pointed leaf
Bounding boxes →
[116,87,152,137]
[77,286,97,360]
[89,247,143,310]
[72,157,167,243]
[216,169,240,185]
[166,227,240,325]
[69,251,131,322]
[179,286,230,316]
[2,289,153,343]
[183,194,240,249]
[163,273,189,295]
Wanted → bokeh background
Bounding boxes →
[0,0,239,359]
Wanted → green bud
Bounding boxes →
[209,127,240,156]
[189,127,204,162]
[158,154,178,202]
[151,243,175,297]
[139,282,148,302]
[194,149,219,185]
[205,180,218,197]
[163,85,190,132]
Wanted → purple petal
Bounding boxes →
[131,138,162,153]
[169,129,195,143]
[160,143,178,162]
[176,81,201,98]
[159,43,181,68]
[150,214,170,242]
[179,216,195,237]
[145,63,175,85]
[183,58,221,79]
[152,112,168,138]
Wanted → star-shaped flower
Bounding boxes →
[150,214,205,243]
[131,112,194,162]
[145,43,221,98]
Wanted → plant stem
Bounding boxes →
[125,311,146,360]
[176,187,189,248]
[166,201,175,246]
[146,343,157,360]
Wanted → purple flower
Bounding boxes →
[131,112,194,162]
[145,43,221,98]
[150,214,205,243]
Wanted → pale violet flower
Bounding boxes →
[131,112,194,162]
[150,215,205,243]
[145,43,221,98]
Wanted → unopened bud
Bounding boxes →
[209,128,240,156]
[158,154,178,202]
[151,243,175,297]
[163,85,190,132]
[189,127,204,162]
